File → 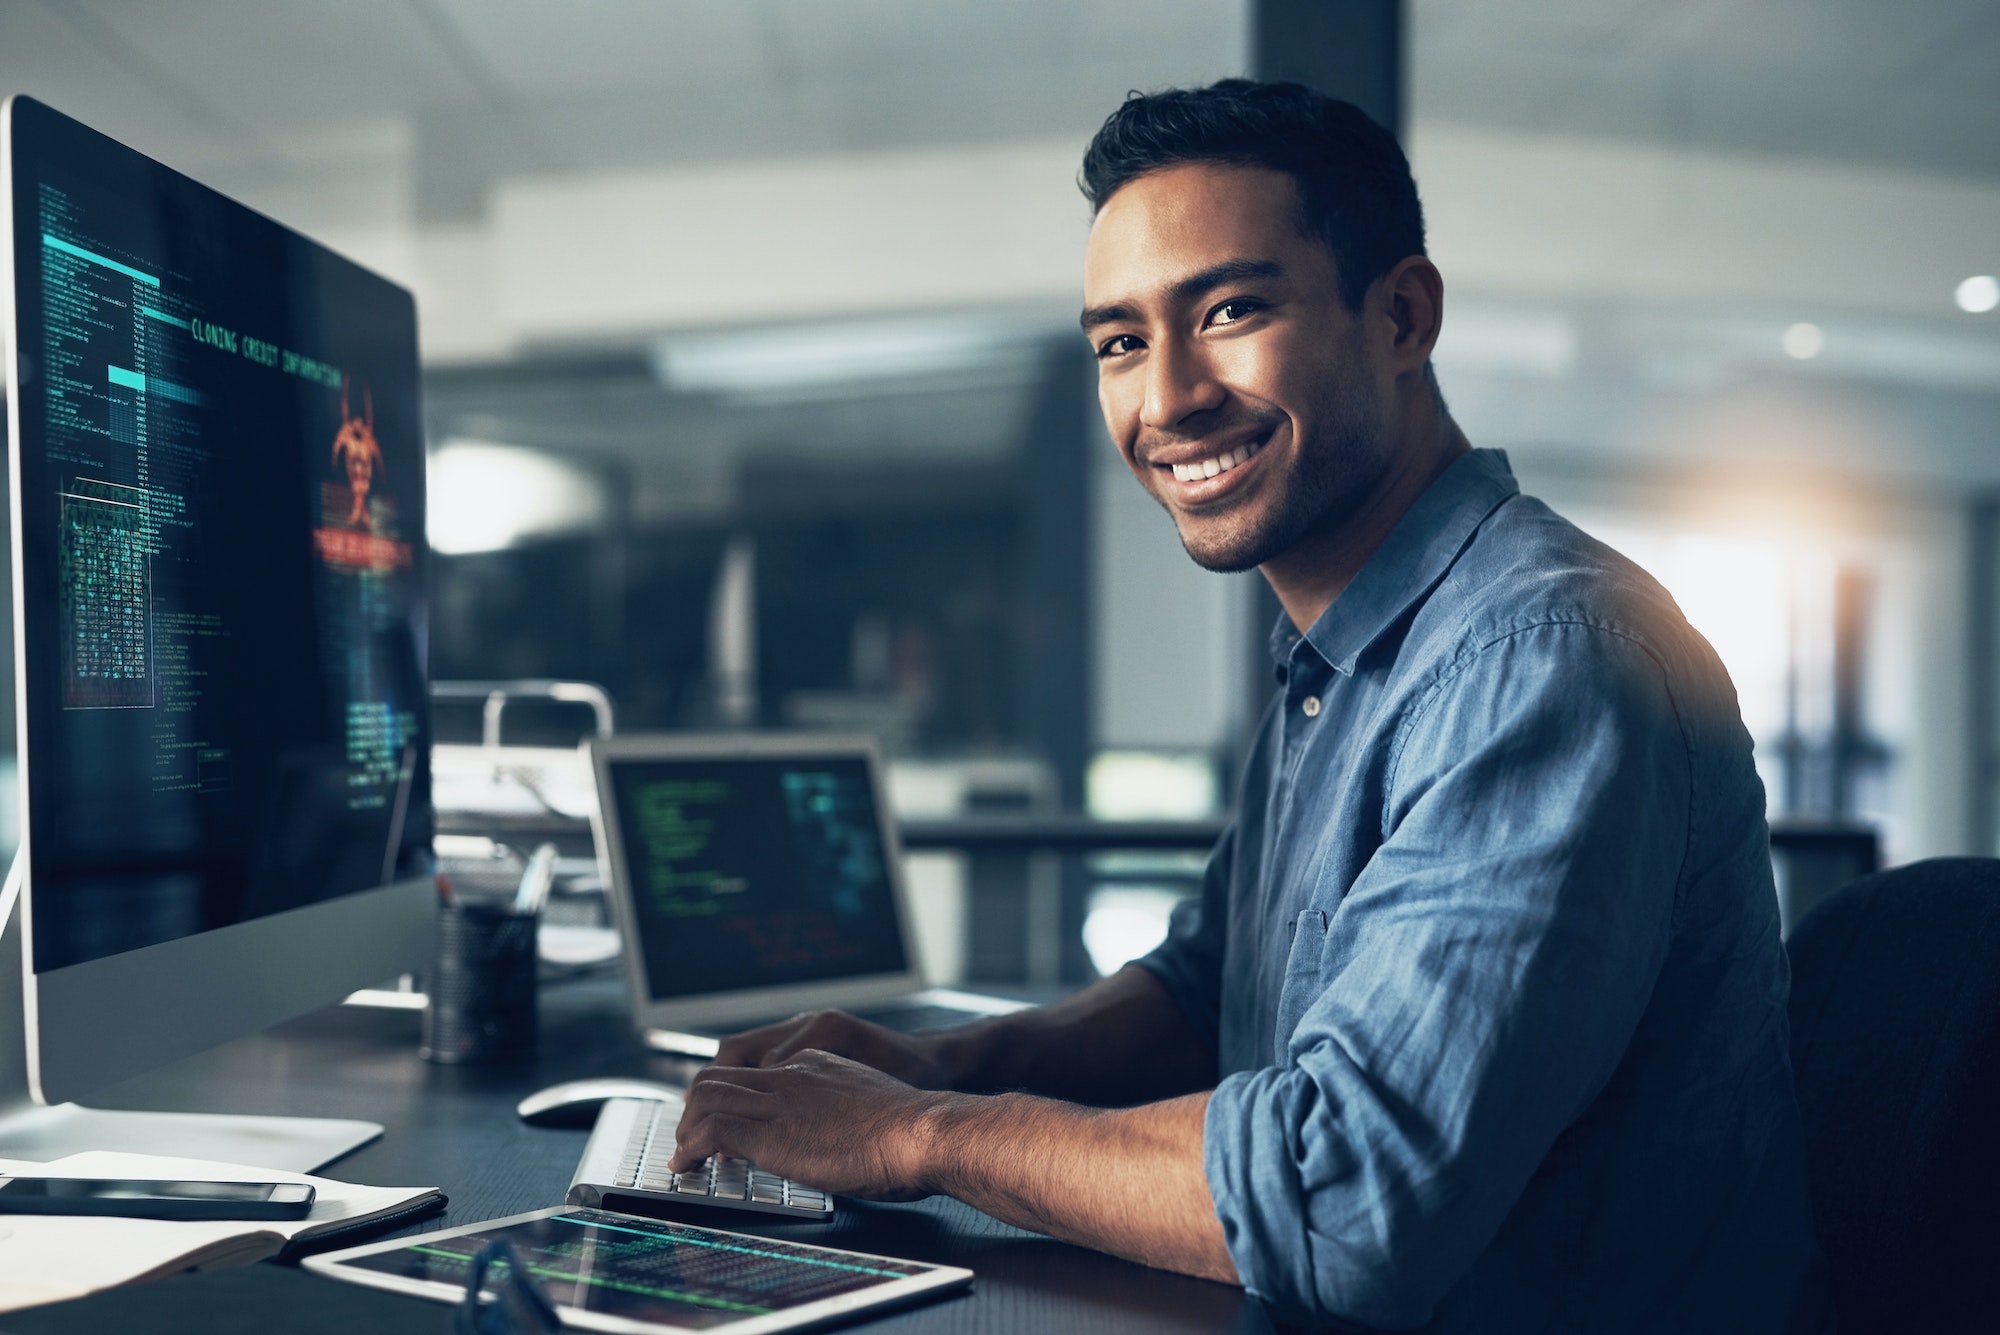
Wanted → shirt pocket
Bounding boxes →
[1274,908,1332,1046]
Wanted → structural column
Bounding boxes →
[1252,0,1404,135]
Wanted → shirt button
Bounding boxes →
[1301,695,1321,718]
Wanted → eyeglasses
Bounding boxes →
[455,1238,563,1335]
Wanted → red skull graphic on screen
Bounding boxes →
[331,378,384,530]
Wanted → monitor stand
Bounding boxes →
[0,862,380,1172]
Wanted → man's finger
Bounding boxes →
[713,1014,806,1067]
[753,1030,821,1068]
[681,1075,783,1116]
[711,1037,766,1068]
[670,1110,768,1172]
[742,1013,846,1067]
[686,1063,788,1096]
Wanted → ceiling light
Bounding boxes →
[1956,275,2000,314]
[1781,323,1824,360]
[652,314,1047,395]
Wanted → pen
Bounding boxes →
[513,843,559,915]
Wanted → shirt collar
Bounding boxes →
[1268,448,1520,677]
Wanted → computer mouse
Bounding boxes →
[516,1078,686,1128]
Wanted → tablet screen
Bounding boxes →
[333,1208,949,1330]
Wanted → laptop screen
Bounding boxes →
[603,751,909,1000]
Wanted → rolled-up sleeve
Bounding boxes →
[1207,621,1690,1327]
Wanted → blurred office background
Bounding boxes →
[3,0,1996,984]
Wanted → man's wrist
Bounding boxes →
[908,1090,986,1196]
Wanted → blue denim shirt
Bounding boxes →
[1140,450,1831,1332]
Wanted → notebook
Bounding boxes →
[0,1150,442,1312]
[587,733,1023,1057]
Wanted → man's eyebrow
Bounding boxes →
[1079,258,1287,333]
[1079,300,1137,333]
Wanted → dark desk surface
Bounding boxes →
[0,976,1268,1335]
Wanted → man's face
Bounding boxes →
[1083,163,1390,572]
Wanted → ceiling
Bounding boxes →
[7,0,1997,227]
[1417,0,2000,182]
[0,0,1242,225]
[4,0,1998,504]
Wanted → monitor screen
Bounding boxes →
[604,753,908,999]
[6,97,432,975]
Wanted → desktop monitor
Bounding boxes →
[0,96,435,1167]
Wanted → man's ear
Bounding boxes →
[1376,255,1445,376]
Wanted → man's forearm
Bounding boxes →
[933,965,1214,1105]
[915,1087,1237,1284]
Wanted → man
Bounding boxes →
[672,80,1830,1331]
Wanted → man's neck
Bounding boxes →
[1260,414,1473,634]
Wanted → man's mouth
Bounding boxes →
[1166,434,1268,483]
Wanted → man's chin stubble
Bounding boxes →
[1172,510,1298,574]
[1169,469,1379,574]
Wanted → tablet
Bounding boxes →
[304,1206,972,1333]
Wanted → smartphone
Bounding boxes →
[0,1176,316,1220]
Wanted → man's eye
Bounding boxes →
[1096,334,1142,359]
[1211,300,1260,326]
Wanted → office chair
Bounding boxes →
[1785,856,2000,1333]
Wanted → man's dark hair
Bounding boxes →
[1080,79,1425,311]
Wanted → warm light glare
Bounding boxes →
[1656,536,1794,740]
[1956,274,2000,314]
[1579,522,1793,742]
[1781,322,1824,360]
[428,440,605,555]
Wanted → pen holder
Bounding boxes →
[421,901,539,1065]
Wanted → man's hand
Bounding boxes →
[669,1049,946,1201]
[673,1048,1235,1284]
[711,1010,957,1090]
[666,973,1236,1284]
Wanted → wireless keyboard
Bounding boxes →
[566,1096,833,1220]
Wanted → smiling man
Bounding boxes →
[672,81,1831,1332]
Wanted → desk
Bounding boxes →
[0,976,1268,1334]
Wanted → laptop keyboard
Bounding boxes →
[844,1002,985,1033]
[567,1097,832,1220]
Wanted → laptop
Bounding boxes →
[587,732,1024,1057]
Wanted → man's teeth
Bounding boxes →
[1171,439,1263,483]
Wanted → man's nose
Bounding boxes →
[1140,341,1225,431]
